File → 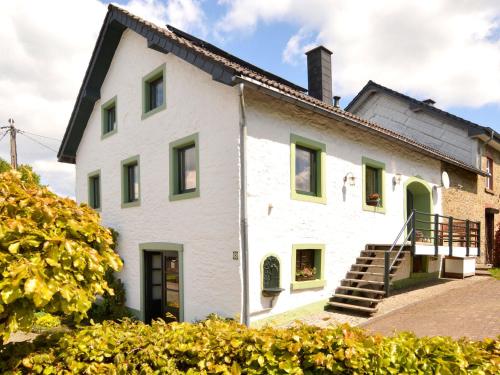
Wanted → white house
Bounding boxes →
[58,5,485,325]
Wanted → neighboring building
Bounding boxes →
[58,5,485,324]
[347,81,500,266]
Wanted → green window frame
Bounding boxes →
[290,134,326,204]
[291,244,326,290]
[138,242,184,322]
[121,155,140,208]
[101,96,117,138]
[362,156,386,213]
[88,170,101,211]
[169,133,200,201]
[142,63,166,119]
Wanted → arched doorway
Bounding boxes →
[404,177,433,273]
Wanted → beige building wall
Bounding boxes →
[442,145,500,264]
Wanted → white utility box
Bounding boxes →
[443,256,476,278]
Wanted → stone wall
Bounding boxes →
[441,145,500,264]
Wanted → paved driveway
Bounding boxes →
[361,278,500,340]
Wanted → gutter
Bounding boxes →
[238,83,250,326]
[234,76,486,177]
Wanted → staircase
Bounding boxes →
[328,244,410,314]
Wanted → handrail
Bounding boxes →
[383,209,481,296]
[384,210,414,296]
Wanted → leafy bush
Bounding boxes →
[32,312,61,332]
[0,170,123,340]
[0,158,41,185]
[0,318,498,374]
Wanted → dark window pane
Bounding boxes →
[365,166,380,203]
[105,106,116,133]
[149,77,163,111]
[295,146,316,194]
[295,249,317,281]
[90,176,100,209]
[127,163,139,202]
[178,144,196,193]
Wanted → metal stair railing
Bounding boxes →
[384,209,481,297]
[384,210,415,296]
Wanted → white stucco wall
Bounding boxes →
[244,91,444,322]
[75,30,242,322]
[353,93,479,168]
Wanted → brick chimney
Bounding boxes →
[305,46,333,105]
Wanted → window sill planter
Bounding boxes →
[291,279,326,290]
[262,287,285,297]
[366,199,380,207]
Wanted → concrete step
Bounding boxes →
[476,264,492,270]
[351,264,400,269]
[347,271,392,277]
[361,250,409,255]
[475,270,492,277]
[331,294,380,303]
[343,278,385,286]
[336,286,386,295]
[327,301,378,314]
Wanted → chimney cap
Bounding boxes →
[305,45,333,56]
[423,99,436,106]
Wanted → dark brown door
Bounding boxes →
[485,212,495,264]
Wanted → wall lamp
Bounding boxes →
[343,172,356,186]
[393,173,402,186]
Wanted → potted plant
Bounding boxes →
[367,193,380,206]
[296,266,317,281]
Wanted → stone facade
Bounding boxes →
[441,145,500,264]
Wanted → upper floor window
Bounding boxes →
[170,133,200,201]
[88,171,101,210]
[121,156,140,207]
[362,157,385,213]
[101,96,117,138]
[486,157,494,190]
[290,134,326,204]
[142,64,166,119]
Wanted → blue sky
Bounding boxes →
[1,0,499,196]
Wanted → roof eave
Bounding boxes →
[236,76,486,177]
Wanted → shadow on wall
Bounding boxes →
[493,225,500,267]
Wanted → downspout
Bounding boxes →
[238,83,250,326]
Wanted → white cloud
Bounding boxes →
[123,0,207,35]
[217,0,500,108]
[0,0,207,198]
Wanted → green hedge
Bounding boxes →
[1,318,498,374]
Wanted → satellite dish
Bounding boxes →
[441,171,450,189]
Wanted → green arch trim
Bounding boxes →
[403,176,433,219]
[260,253,282,290]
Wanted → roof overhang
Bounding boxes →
[236,76,487,176]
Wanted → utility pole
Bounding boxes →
[8,118,18,169]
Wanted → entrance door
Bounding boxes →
[144,251,180,323]
[485,212,495,264]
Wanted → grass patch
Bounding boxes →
[488,267,500,280]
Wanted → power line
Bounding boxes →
[18,132,59,153]
[0,130,8,143]
[19,130,61,142]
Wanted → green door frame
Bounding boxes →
[139,242,184,322]
[403,177,433,274]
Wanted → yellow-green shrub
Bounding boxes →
[0,170,123,340]
[1,318,498,374]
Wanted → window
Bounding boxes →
[101,96,117,138]
[291,244,325,290]
[262,255,281,291]
[362,157,385,213]
[142,64,166,119]
[170,133,199,201]
[486,157,493,191]
[88,170,101,210]
[290,134,326,204]
[121,156,140,207]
